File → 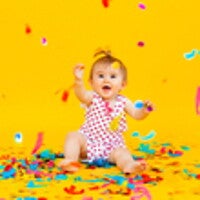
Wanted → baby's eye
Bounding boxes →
[110,74,116,79]
[98,74,104,78]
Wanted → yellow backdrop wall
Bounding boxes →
[0,0,200,151]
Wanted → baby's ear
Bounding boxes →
[122,81,127,88]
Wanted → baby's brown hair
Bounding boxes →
[89,50,127,82]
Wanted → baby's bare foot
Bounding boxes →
[123,160,146,174]
[58,159,81,172]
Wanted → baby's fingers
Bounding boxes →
[144,100,154,112]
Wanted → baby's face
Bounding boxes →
[90,64,126,100]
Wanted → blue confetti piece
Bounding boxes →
[55,174,68,180]
[134,100,144,109]
[127,182,135,189]
[40,149,56,160]
[27,180,44,188]
[184,49,198,60]
[105,175,126,185]
[14,132,23,143]
[132,131,139,137]
[140,130,156,141]
[29,163,38,170]
[138,143,155,154]
[2,168,16,179]
[131,130,156,141]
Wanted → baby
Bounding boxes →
[59,50,153,174]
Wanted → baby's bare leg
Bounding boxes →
[108,147,146,174]
[58,132,87,171]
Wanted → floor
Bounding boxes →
[0,137,200,200]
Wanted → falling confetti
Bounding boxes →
[138,3,146,10]
[134,100,153,112]
[196,86,200,115]
[41,37,48,46]
[102,0,110,8]
[183,49,200,60]
[137,41,145,47]
[132,130,156,141]
[14,132,23,143]
[25,25,31,34]
[31,132,44,155]
[61,84,74,102]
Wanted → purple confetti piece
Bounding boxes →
[41,37,48,46]
[138,3,146,10]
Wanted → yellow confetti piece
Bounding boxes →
[111,61,120,69]
[109,114,123,131]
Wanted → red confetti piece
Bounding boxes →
[102,0,110,8]
[25,25,31,34]
[196,86,200,115]
[137,41,145,47]
[62,90,69,102]
[64,185,84,194]
[62,84,74,102]
[31,132,44,155]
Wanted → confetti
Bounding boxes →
[137,41,145,47]
[102,0,110,8]
[31,132,44,155]
[134,100,153,111]
[109,114,122,131]
[62,84,74,102]
[134,100,144,109]
[196,86,200,115]
[183,49,199,60]
[14,132,23,143]
[41,37,48,46]
[111,61,120,69]
[25,25,31,34]
[132,130,156,141]
[62,90,69,102]
[138,3,146,10]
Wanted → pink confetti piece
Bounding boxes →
[102,0,110,8]
[137,41,145,47]
[196,86,200,115]
[131,186,152,200]
[138,3,146,10]
[31,132,44,155]
[41,37,48,46]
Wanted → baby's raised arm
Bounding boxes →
[73,64,93,106]
[124,98,153,120]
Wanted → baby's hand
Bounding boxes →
[73,64,85,80]
[143,100,154,113]
[134,100,154,113]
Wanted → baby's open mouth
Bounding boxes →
[102,85,111,90]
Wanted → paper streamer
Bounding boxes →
[31,132,44,155]
[196,86,200,115]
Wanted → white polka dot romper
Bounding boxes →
[79,92,128,162]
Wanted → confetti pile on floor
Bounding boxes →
[0,140,200,200]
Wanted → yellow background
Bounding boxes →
[0,0,200,151]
